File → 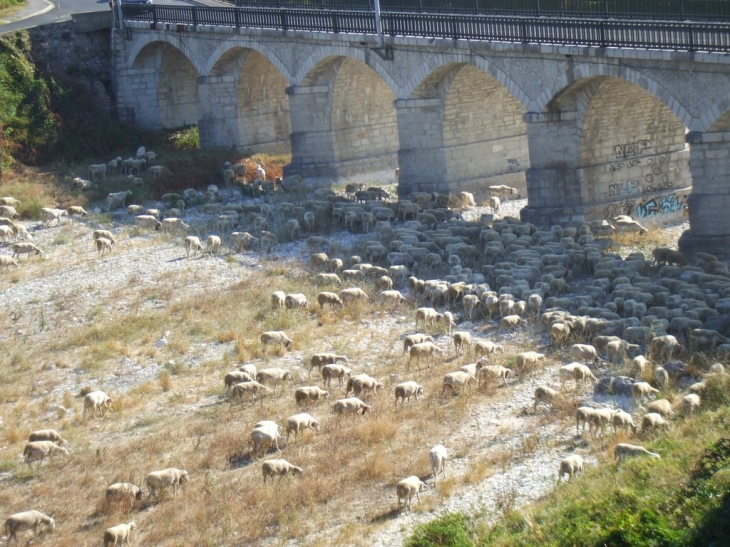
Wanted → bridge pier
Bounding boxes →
[395,98,446,195]
[520,112,585,225]
[679,131,730,259]
[197,75,241,149]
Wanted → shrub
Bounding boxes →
[406,513,473,547]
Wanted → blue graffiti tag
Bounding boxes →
[635,193,683,219]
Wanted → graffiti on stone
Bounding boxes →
[603,198,636,220]
[506,158,520,173]
[614,140,651,160]
[635,193,683,219]
[608,180,639,197]
[609,159,641,172]
[643,180,673,194]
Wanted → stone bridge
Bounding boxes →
[111,15,730,256]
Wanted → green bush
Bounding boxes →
[407,513,474,547]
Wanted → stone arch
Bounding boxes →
[404,52,529,108]
[575,77,691,219]
[539,62,694,130]
[128,34,204,75]
[131,40,200,129]
[704,101,730,133]
[405,60,528,197]
[288,54,398,183]
[204,40,292,82]
[295,45,399,96]
[206,46,291,154]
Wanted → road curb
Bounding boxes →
[10,0,56,22]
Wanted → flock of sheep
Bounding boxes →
[2,148,729,544]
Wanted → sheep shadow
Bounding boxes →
[369,507,401,523]
[166,257,186,263]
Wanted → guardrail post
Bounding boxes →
[522,19,528,42]
[688,23,694,51]
[281,9,288,31]
[535,0,540,16]
[600,20,606,47]
[332,11,339,32]
[680,0,685,18]
[152,4,158,25]
[234,7,240,27]
[474,0,479,15]
[192,6,198,26]
[604,0,609,19]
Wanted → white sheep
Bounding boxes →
[575,406,597,435]
[96,237,113,258]
[206,235,221,255]
[93,229,115,244]
[104,522,137,547]
[185,236,204,258]
[654,366,669,389]
[614,443,661,461]
[260,331,293,355]
[231,381,271,403]
[309,353,349,378]
[0,196,21,207]
[230,231,258,252]
[251,425,284,457]
[396,476,428,513]
[477,365,512,388]
[682,393,701,414]
[256,367,293,389]
[641,412,670,435]
[83,390,113,418]
[429,445,448,481]
[271,291,286,309]
[614,218,648,241]
[224,370,254,393]
[106,483,143,506]
[260,230,278,252]
[262,459,303,483]
[161,218,189,233]
[135,215,161,231]
[534,386,560,412]
[145,468,189,497]
[441,371,476,398]
[381,289,406,306]
[611,410,637,434]
[516,351,546,378]
[474,341,504,361]
[345,374,384,398]
[570,344,598,365]
[12,242,42,260]
[67,205,88,218]
[23,440,68,466]
[500,314,522,332]
[632,381,660,402]
[88,163,107,180]
[408,341,443,370]
[633,355,651,379]
[321,364,352,388]
[332,397,371,418]
[439,311,456,335]
[107,190,132,210]
[489,196,501,215]
[0,205,18,218]
[402,334,434,355]
[394,381,424,409]
[415,307,441,331]
[317,291,343,309]
[28,429,67,445]
[588,408,617,437]
[558,454,584,482]
[3,511,55,543]
[452,331,472,357]
[339,287,368,305]
[0,225,13,242]
[646,399,674,417]
[40,207,68,227]
[285,293,310,310]
[286,413,321,440]
[0,255,20,269]
[487,185,517,201]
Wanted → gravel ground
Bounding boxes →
[0,190,690,546]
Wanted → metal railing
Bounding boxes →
[122,5,730,52]
[229,0,730,22]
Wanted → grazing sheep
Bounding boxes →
[106,483,143,506]
[40,207,68,226]
[260,331,293,355]
[474,341,505,361]
[3,511,55,543]
[23,440,68,466]
[452,331,472,357]
[576,407,597,435]
[83,390,113,418]
[262,459,303,483]
[394,381,425,409]
[614,443,661,460]
[380,289,406,306]
[104,522,137,547]
[28,429,66,445]
[611,410,637,434]
[271,291,286,309]
[0,255,20,269]
[396,476,428,513]
[230,231,258,252]
[285,293,310,310]
[231,381,272,403]
[224,371,254,393]
[0,205,18,219]
[161,218,189,233]
[135,215,161,231]
[145,468,189,497]
[489,196,501,215]
[632,381,660,402]
[477,365,512,388]
[11,242,42,260]
[107,190,132,210]
[682,393,701,414]
[345,374,384,397]
[652,247,687,266]
[534,386,560,412]
[649,334,681,362]
[500,314,522,332]
[260,230,278,252]
[633,355,651,379]
[429,444,448,481]
[403,334,434,355]
[286,413,321,440]
[487,185,517,201]
[641,412,670,434]
[96,237,113,258]
[558,454,584,482]
[67,206,87,220]
[184,236,204,258]
[408,342,443,370]
[317,291,343,309]
[316,273,342,286]
[256,367,293,389]
[516,351,546,378]
[321,364,353,388]
[588,408,617,437]
[647,399,674,417]
[415,307,442,331]
[93,229,116,244]
[441,371,476,398]
[0,196,21,207]
[333,397,371,417]
[654,366,669,389]
[570,344,598,365]
[439,311,455,335]
[309,353,349,377]
[339,287,368,305]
